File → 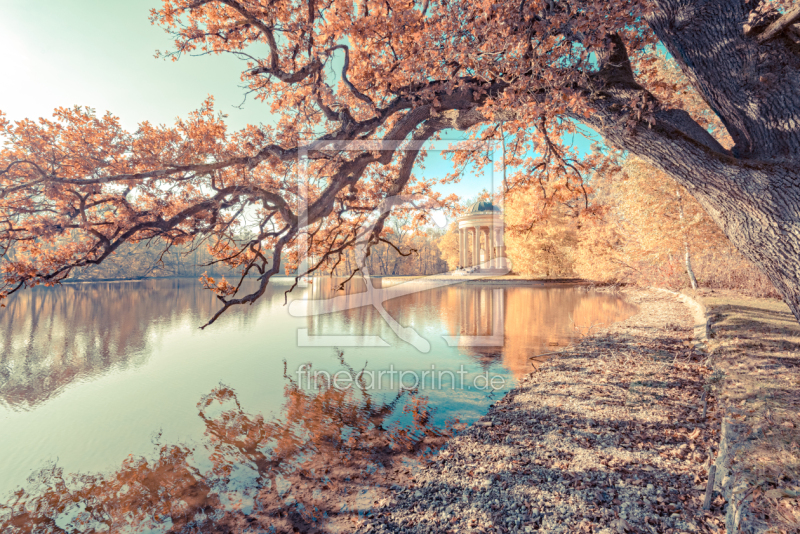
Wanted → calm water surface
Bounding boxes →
[0,277,637,530]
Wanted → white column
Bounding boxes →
[488,225,495,269]
[494,228,503,269]
[463,228,468,267]
[458,228,463,267]
[484,227,489,266]
[479,226,485,267]
[472,226,480,267]
[492,228,498,269]
[464,228,468,267]
[467,228,472,266]
[463,228,468,266]
[456,228,460,267]
[476,228,481,265]
[496,228,501,268]
[479,227,484,265]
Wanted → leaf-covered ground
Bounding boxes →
[355,289,727,534]
[697,290,800,533]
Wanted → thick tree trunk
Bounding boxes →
[574,0,800,321]
[597,117,800,322]
[649,0,800,162]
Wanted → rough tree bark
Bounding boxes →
[571,0,800,321]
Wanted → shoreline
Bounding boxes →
[56,274,593,286]
[13,280,759,533]
[352,288,727,534]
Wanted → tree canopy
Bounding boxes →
[2,0,800,323]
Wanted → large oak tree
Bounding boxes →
[1,0,799,323]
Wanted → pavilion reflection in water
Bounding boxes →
[303,278,639,377]
[0,278,637,408]
[440,284,639,377]
[0,278,639,533]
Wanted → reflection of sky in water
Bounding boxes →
[0,278,637,497]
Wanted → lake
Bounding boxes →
[0,277,637,531]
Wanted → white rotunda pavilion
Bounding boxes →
[457,201,506,272]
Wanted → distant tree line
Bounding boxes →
[67,240,266,281]
[325,217,448,277]
[437,157,778,298]
[69,219,448,281]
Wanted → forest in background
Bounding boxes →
[71,156,777,299]
[69,215,448,281]
[467,155,777,297]
[67,241,261,281]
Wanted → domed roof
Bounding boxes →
[465,200,501,214]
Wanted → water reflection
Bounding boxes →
[0,277,637,510]
[304,278,638,376]
[0,354,449,534]
[0,280,224,409]
[1,279,636,410]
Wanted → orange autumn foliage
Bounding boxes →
[0,0,664,325]
[504,191,577,278]
[2,0,798,322]
[435,222,459,271]
[574,158,778,296]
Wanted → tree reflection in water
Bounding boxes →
[1,351,451,533]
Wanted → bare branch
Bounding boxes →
[758,4,800,42]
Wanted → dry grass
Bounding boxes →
[694,289,800,532]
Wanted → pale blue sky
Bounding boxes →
[0,0,595,202]
[0,0,269,129]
